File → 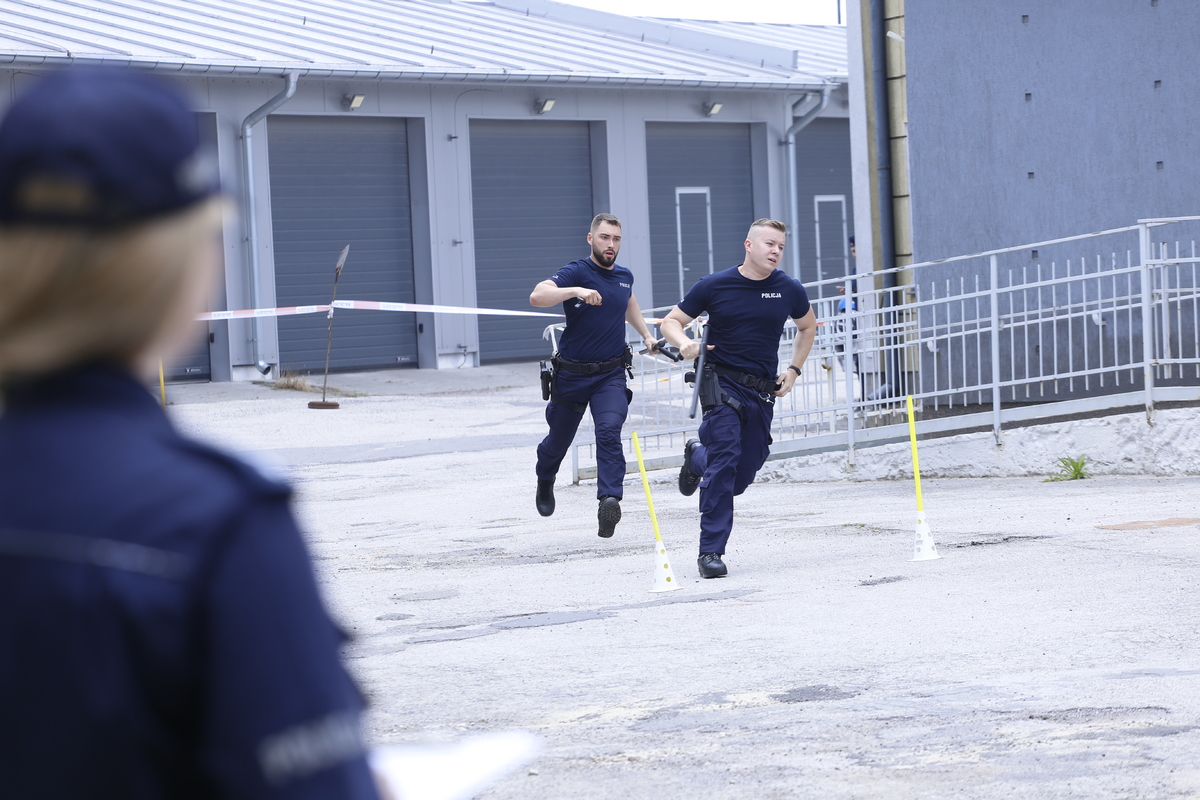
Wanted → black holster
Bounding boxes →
[692,364,744,421]
[545,356,589,414]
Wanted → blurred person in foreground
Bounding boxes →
[0,68,381,800]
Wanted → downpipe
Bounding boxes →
[240,71,299,376]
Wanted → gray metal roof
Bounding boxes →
[0,0,843,89]
[647,19,848,80]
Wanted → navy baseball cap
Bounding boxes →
[0,67,219,227]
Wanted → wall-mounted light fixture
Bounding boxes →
[343,93,365,111]
[703,101,723,117]
[535,98,556,115]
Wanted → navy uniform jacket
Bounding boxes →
[678,266,811,380]
[0,365,379,800]
[549,258,634,363]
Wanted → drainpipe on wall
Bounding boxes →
[785,86,832,281]
[240,71,299,376]
[863,0,902,401]
[880,0,913,399]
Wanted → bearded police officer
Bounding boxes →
[659,219,817,578]
[530,213,657,538]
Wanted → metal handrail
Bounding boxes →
[564,216,1200,482]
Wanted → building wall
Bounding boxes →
[905,0,1200,262]
[0,70,848,377]
[793,116,855,297]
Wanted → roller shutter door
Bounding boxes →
[268,116,417,373]
[470,119,593,363]
[646,123,754,309]
[794,117,855,296]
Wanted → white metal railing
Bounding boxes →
[562,217,1200,481]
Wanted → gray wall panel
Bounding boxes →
[268,115,417,373]
[905,0,1200,261]
[646,122,754,310]
[470,119,594,363]
[165,111,218,381]
[901,1,1200,399]
[794,117,855,298]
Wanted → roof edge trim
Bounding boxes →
[0,55,839,89]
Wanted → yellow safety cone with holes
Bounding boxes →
[631,432,680,592]
[906,395,942,561]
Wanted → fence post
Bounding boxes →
[1139,222,1156,425]
[989,254,1003,445]
[844,292,857,465]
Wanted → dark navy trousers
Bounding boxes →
[688,378,775,554]
[536,368,629,500]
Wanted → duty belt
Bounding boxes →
[709,363,779,393]
[553,353,626,375]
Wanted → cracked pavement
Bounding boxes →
[168,366,1200,799]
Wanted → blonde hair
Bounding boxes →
[747,218,787,237]
[0,198,224,384]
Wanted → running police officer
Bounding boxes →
[659,219,817,578]
[0,68,381,799]
[530,213,657,538]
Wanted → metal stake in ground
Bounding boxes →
[906,394,941,561]
[631,431,680,592]
[309,245,350,410]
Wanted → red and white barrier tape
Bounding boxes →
[198,305,329,321]
[196,300,563,322]
[330,299,561,318]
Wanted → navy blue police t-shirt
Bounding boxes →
[678,265,811,379]
[0,366,380,800]
[549,257,634,363]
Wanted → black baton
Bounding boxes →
[640,339,682,362]
[688,322,709,420]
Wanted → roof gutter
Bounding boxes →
[784,87,831,280]
[0,55,835,90]
[240,70,298,376]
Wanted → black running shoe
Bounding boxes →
[697,552,727,578]
[679,438,702,496]
[536,479,555,517]
[597,496,621,538]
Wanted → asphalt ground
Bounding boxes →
[168,367,1200,799]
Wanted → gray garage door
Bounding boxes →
[470,119,594,363]
[268,116,417,373]
[794,117,855,297]
[646,123,755,309]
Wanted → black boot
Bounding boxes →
[536,480,555,517]
[679,438,702,496]
[697,552,727,578]
[597,496,621,538]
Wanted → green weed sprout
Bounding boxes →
[1046,455,1089,482]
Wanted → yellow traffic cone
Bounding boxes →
[632,432,681,593]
